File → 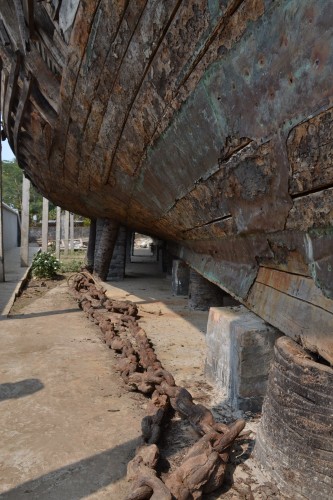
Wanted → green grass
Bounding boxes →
[59,251,86,273]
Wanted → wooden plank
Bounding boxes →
[25,45,59,111]
[256,267,333,314]
[22,0,35,39]
[0,70,8,128]
[13,74,33,158]
[286,188,333,232]
[287,108,333,195]
[0,20,11,46]
[27,0,34,38]
[13,0,30,53]
[35,28,63,74]
[246,281,333,365]
[0,1,24,53]
[2,52,21,145]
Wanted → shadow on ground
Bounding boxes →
[0,438,140,499]
[0,308,79,321]
[0,379,44,401]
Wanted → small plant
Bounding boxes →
[60,259,83,273]
[31,252,60,278]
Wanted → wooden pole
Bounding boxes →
[41,197,49,252]
[20,175,30,267]
[93,218,119,281]
[69,212,74,254]
[64,210,69,257]
[55,206,61,260]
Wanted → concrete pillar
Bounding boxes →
[205,306,282,412]
[20,176,30,267]
[172,259,190,295]
[86,219,96,271]
[189,269,234,311]
[41,197,49,252]
[55,206,61,261]
[63,210,70,257]
[0,138,4,282]
[0,200,4,282]
[70,213,74,254]
[125,230,133,265]
[107,226,127,281]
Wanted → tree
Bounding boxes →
[2,159,55,221]
[2,160,22,209]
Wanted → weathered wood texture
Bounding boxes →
[93,218,119,281]
[246,267,333,365]
[255,336,333,499]
[0,1,333,360]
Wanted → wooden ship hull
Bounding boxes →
[0,0,332,366]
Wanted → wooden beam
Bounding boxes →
[0,70,8,135]
[0,20,11,47]
[246,267,333,365]
[0,1,24,53]
[13,0,30,53]
[2,51,21,145]
[25,45,59,112]
[255,267,333,314]
[13,73,33,158]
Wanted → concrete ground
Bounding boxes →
[0,261,278,499]
[0,246,39,316]
[0,281,147,499]
[0,261,213,499]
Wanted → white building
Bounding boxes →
[2,203,20,251]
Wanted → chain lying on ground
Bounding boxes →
[70,272,245,499]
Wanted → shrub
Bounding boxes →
[31,252,60,278]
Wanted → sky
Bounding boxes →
[2,139,15,161]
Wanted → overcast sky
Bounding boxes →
[2,139,15,162]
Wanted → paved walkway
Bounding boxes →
[0,246,39,316]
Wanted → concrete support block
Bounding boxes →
[172,260,189,295]
[206,306,282,412]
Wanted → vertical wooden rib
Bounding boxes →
[13,73,33,157]
[2,52,21,144]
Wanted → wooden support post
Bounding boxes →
[20,176,30,267]
[70,212,74,254]
[94,218,119,281]
[41,197,49,252]
[55,206,61,261]
[64,210,69,257]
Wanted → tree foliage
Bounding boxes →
[2,159,55,221]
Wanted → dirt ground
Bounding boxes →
[0,267,284,499]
